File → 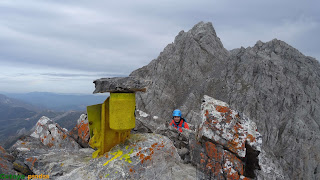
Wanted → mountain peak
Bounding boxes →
[253,38,304,57]
[170,21,228,58]
[189,21,217,38]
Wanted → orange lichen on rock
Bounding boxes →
[206,161,213,170]
[214,162,222,177]
[205,110,209,117]
[62,134,67,140]
[47,143,54,148]
[200,159,205,164]
[205,141,222,162]
[77,121,89,140]
[26,157,37,170]
[246,134,256,142]
[205,142,216,159]
[0,162,8,170]
[225,168,240,180]
[136,142,166,164]
[225,113,233,123]
[224,151,244,177]
[0,146,6,153]
[151,143,158,148]
[215,106,230,113]
[227,138,240,154]
[242,177,251,180]
[233,123,243,133]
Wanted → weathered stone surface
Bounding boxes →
[93,76,151,93]
[10,136,48,158]
[69,114,90,148]
[186,95,263,179]
[199,95,262,158]
[130,21,229,127]
[226,39,320,180]
[133,109,167,134]
[10,133,197,180]
[29,116,80,150]
[13,160,34,175]
[157,126,192,164]
[0,145,18,175]
[129,21,320,179]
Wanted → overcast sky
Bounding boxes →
[0,0,319,94]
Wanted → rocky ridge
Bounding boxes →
[2,95,267,180]
[130,21,320,179]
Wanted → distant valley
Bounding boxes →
[2,92,107,111]
[0,92,107,148]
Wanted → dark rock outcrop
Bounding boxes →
[0,145,17,175]
[93,76,151,93]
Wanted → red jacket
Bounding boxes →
[169,118,189,132]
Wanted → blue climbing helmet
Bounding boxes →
[172,109,182,117]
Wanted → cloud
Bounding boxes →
[0,0,319,93]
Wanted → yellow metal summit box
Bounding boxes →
[87,97,132,158]
[109,93,136,130]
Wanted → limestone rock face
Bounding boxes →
[191,95,265,179]
[130,21,229,127]
[29,116,80,150]
[129,21,320,179]
[9,133,197,180]
[0,146,17,175]
[54,133,196,180]
[226,39,320,180]
[199,95,262,157]
[69,114,90,148]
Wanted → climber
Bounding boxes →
[169,109,189,132]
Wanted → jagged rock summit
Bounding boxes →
[131,21,320,179]
[131,22,230,125]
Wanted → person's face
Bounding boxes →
[174,116,180,123]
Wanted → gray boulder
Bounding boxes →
[29,116,80,150]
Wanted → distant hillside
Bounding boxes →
[2,92,107,111]
[0,94,40,112]
[54,111,86,130]
[0,94,89,148]
[0,94,39,130]
[0,108,62,148]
